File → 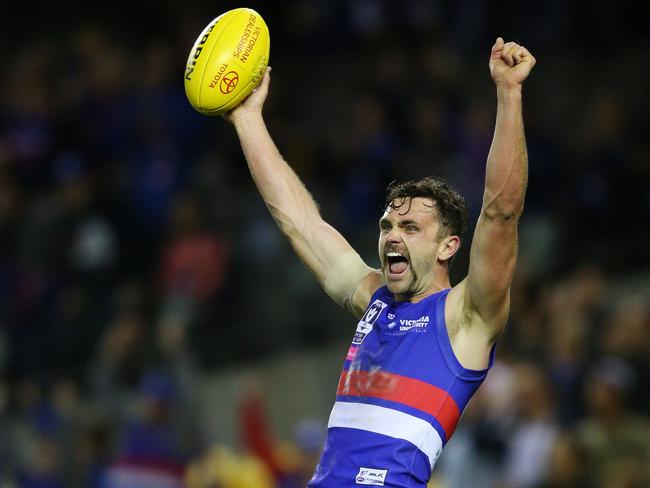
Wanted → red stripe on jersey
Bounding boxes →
[337,369,460,440]
[346,346,358,360]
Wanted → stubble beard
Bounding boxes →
[386,267,418,298]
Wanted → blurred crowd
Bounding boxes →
[0,1,649,487]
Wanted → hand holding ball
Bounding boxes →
[184,8,270,115]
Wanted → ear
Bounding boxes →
[437,235,461,263]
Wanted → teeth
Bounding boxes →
[387,252,403,258]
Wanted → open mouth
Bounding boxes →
[386,251,409,278]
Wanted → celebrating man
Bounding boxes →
[226,37,536,487]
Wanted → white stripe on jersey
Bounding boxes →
[327,401,443,468]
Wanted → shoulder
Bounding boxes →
[348,270,384,318]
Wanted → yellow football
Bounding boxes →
[184,8,270,115]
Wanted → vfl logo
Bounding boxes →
[363,301,383,324]
[355,467,388,485]
[353,300,388,345]
[220,71,239,94]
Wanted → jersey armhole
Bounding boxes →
[434,289,496,381]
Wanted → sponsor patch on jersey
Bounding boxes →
[398,315,430,331]
[353,299,388,344]
[385,315,430,335]
[355,467,388,485]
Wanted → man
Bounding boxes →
[226,37,536,487]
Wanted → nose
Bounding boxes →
[386,228,402,244]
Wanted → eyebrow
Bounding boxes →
[379,218,420,227]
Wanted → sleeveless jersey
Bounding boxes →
[308,286,495,487]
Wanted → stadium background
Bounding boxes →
[1,0,649,487]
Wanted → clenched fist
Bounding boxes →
[489,37,536,90]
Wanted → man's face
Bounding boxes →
[378,197,442,298]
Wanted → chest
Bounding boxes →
[350,297,438,370]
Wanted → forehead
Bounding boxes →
[381,197,438,222]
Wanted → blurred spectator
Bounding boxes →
[185,445,274,488]
[0,377,13,484]
[15,435,64,488]
[158,192,229,304]
[601,295,650,412]
[89,308,150,414]
[279,418,327,488]
[237,383,326,488]
[578,357,650,487]
[536,431,593,488]
[502,363,558,488]
[97,371,188,488]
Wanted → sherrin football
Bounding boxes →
[184,8,270,115]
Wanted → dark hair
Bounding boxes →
[384,176,469,238]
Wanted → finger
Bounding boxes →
[501,43,515,67]
[262,66,272,83]
[491,36,505,56]
[518,47,536,67]
[506,42,523,66]
[255,66,272,94]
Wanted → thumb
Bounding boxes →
[255,66,271,96]
[491,37,504,57]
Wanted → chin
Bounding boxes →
[385,279,411,297]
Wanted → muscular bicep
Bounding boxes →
[287,220,380,317]
[465,210,518,330]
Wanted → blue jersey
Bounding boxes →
[308,287,494,487]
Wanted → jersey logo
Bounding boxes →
[353,299,388,344]
[356,467,388,485]
[385,315,431,336]
[399,315,430,331]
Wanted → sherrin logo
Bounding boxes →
[185,21,218,81]
[356,467,388,485]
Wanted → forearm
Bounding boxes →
[232,111,371,303]
[483,86,528,219]
[233,112,321,234]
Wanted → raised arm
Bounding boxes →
[448,38,536,366]
[227,69,380,317]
